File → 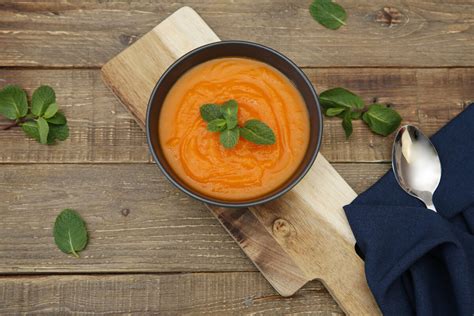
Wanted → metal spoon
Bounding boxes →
[392,125,442,212]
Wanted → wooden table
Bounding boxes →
[0,1,472,314]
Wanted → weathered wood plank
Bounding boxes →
[0,68,471,163]
[0,69,151,163]
[0,273,343,315]
[0,163,389,274]
[0,0,473,67]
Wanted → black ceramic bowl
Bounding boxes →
[146,41,323,208]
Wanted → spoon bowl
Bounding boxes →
[392,125,442,212]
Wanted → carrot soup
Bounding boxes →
[159,57,310,201]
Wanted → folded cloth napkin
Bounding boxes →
[344,104,474,316]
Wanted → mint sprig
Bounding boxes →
[320,87,402,138]
[200,99,276,149]
[0,84,69,144]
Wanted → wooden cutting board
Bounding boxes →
[102,7,380,315]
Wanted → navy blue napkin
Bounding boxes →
[344,104,474,315]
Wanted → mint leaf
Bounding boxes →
[37,117,49,144]
[21,121,40,142]
[200,104,222,122]
[363,104,402,136]
[31,85,55,117]
[22,121,69,144]
[310,0,347,30]
[220,99,238,129]
[207,118,227,132]
[46,112,67,125]
[342,110,353,138]
[43,102,58,119]
[320,87,364,111]
[53,209,88,258]
[220,127,240,149]
[48,123,69,143]
[240,120,276,145]
[326,107,346,116]
[351,111,362,120]
[0,85,28,120]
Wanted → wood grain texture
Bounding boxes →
[0,274,343,315]
[214,157,375,308]
[1,1,471,314]
[0,0,474,315]
[0,0,473,67]
[240,156,380,314]
[102,7,219,129]
[100,10,379,313]
[0,163,389,274]
[1,68,472,163]
[212,207,309,297]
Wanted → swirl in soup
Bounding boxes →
[159,57,310,201]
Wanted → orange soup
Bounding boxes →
[159,57,310,201]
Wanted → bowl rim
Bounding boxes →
[146,40,323,208]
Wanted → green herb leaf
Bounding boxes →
[53,209,88,258]
[21,121,40,142]
[21,121,69,144]
[200,104,222,122]
[46,111,67,125]
[320,86,403,138]
[0,85,28,120]
[43,102,58,119]
[48,123,69,143]
[351,111,362,120]
[220,127,240,149]
[362,104,402,136]
[309,0,347,30]
[320,87,364,111]
[31,85,56,117]
[326,107,346,116]
[36,117,49,144]
[220,99,238,129]
[240,119,276,145]
[342,110,353,138]
[200,100,276,149]
[207,118,227,132]
[1,84,68,145]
